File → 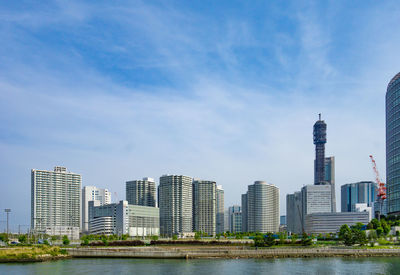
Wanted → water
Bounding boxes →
[1,258,400,274]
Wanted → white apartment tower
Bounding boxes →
[126,177,156,207]
[242,181,279,233]
[31,166,81,232]
[216,185,225,234]
[158,175,193,236]
[82,186,111,232]
[193,180,216,236]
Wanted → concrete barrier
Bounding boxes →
[66,246,400,259]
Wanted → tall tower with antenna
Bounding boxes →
[313,114,327,185]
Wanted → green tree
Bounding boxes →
[381,220,391,235]
[194,232,201,240]
[62,235,70,245]
[172,234,178,240]
[278,232,286,245]
[301,233,312,246]
[253,235,264,247]
[339,224,354,246]
[265,233,275,247]
[151,235,159,241]
[371,219,380,230]
[291,233,298,244]
[376,227,384,237]
[352,228,367,246]
[18,234,27,243]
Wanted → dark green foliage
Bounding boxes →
[62,235,70,245]
[253,235,265,247]
[265,233,275,247]
[172,235,178,240]
[301,233,312,246]
[18,235,27,243]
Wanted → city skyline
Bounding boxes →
[1,1,400,230]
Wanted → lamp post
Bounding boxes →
[4,209,11,237]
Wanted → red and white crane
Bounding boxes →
[369,155,386,220]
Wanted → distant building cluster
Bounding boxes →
[31,167,280,239]
[30,72,400,239]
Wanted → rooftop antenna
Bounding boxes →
[319,113,321,120]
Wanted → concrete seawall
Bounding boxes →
[66,246,400,259]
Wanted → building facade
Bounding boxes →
[386,72,400,215]
[305,212,370,234]
[82,186,111,232]
[242,181,279,233]
[286,191,303,234]
[241,194,248,232]
[301,185,332,218]
[126,177,156,207]
[192,180,216,236]
[89,200,159,236]
[341,181,378,212]
[216,185,225,234]
[325,156,336,212]
[31,166,81,233]
[228,205,242,233]
[158,175,193,236]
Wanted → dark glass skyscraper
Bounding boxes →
[386,72,400,215]
[313,114,327,185]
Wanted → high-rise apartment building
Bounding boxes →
[31,166,81,232]
[228,205,242,233]
[82,186,111,232]
[242,181,279,233]
[126,177,156,207]
[158,175,193,236]
[192,180,216,236]
[216,185,225,234]
[386,72,400,215]
[341,181,378,212]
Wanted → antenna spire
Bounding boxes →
[319,113,321,120]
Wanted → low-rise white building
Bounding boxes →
[89,200,159,237]
[305,212,370,234]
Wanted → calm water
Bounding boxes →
[1,258,400,274]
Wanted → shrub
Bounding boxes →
[62,235,70,246]
[172,235,178,240]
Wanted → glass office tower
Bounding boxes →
[386,72,400,215]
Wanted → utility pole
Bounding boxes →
[4,209,11,237]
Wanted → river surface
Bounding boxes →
[1,257,400,274]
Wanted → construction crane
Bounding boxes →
[369,155,387,220]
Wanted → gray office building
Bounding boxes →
[286,191,303,234]
[126,177,156,207]
[386,72,400,215]
[241,194,248,232]
[216,185,225,234]
[242,181,279,233]
[325,156,336,212]
[341,181,378,212]
[193,180,216,236]
[302,184,332,218]
[158,175,193,236]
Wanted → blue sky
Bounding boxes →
[1,1,400,231]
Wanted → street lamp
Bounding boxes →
[4,209,11,237]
